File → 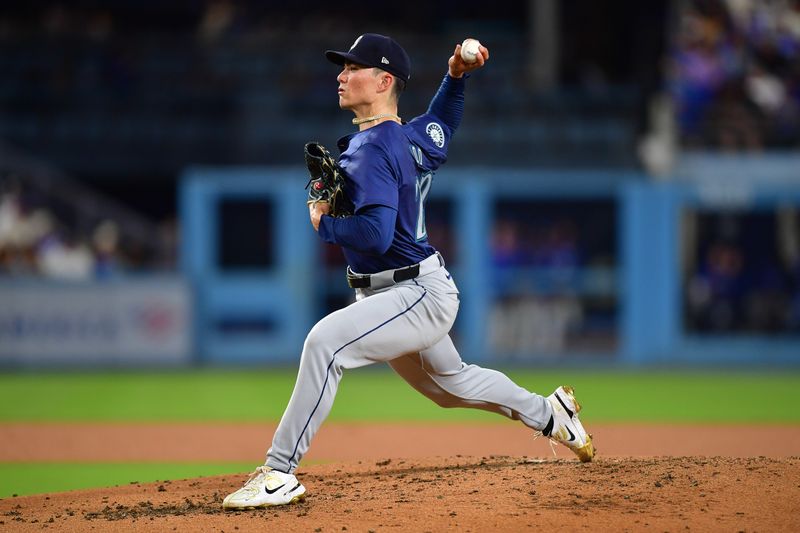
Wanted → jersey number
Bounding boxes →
[415,171,432,241]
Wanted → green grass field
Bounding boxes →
[1,368,799,498]
[0,463,254,499]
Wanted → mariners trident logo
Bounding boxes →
[426,122,445,148]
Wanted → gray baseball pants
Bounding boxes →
[265,253,553,473]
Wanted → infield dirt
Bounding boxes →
[2,423,799,532]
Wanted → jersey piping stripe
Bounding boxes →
[288,288,429,469]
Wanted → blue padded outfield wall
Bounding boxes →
[181,155,800,366]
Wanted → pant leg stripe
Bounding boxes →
[287,289,428,469]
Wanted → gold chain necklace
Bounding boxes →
[352,113,402,125]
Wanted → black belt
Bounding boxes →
[347,264,420,289]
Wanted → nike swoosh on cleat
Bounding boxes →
[555,392,575,418]
[566,426,576,442]
[287,483,303,494]
[265,484,286,495]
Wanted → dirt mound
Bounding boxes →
[2,455,799,532]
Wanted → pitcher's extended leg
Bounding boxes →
[388,335,552,429]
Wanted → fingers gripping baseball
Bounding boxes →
[448,38,489,78]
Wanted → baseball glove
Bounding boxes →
[304,142,352,218]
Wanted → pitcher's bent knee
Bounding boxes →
[424,382,463,408]
[301,318,352,362]
[300,327,333,366]
[431,395,462,408]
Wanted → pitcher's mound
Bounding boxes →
[2,455,799,532]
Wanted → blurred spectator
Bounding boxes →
[0,174,174,278]
[0,188,56,275]
[670,0,800,149]
[485,200,618,357]
[92,219,121,278]
[38,232,93,280]
[156,216,180,271]
[687,241,746,330]
[670,4,736,144]
[0,189,35,274]
[744,259,789,331]
[685,210,799,333]
[491,220,528,295]
[531,218,581,289]
[489,215,586,358]
[704,79,763,150]
[0,188,21,248]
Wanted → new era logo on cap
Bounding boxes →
[325,33,411,83]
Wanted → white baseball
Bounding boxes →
[460,38,481,64]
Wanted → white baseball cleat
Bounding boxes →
[222,466,306,509]
[541,385,595,462]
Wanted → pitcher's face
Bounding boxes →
[337,63,381,110]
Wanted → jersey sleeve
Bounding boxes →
[404,114,451,171]
[398,73,472,172]
[340,142,399,213]
[402,74,465,165]
[317,204,396,255]
[425,74,465,133]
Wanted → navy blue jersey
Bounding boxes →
[334,111,453,273]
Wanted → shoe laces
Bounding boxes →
[239,465,272,493]
[533,431,560,459]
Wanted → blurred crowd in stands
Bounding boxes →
[488,201,617,356]
[684,210,800,333]
[0,174,176,279]
[671,0,800,149]
[1,0,798,341]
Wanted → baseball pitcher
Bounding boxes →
[223,33,594,510]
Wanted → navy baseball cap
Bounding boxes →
[325,33,411,83]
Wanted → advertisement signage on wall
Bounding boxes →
[0,280,191,364]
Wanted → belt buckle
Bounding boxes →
[346,268,370,289]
